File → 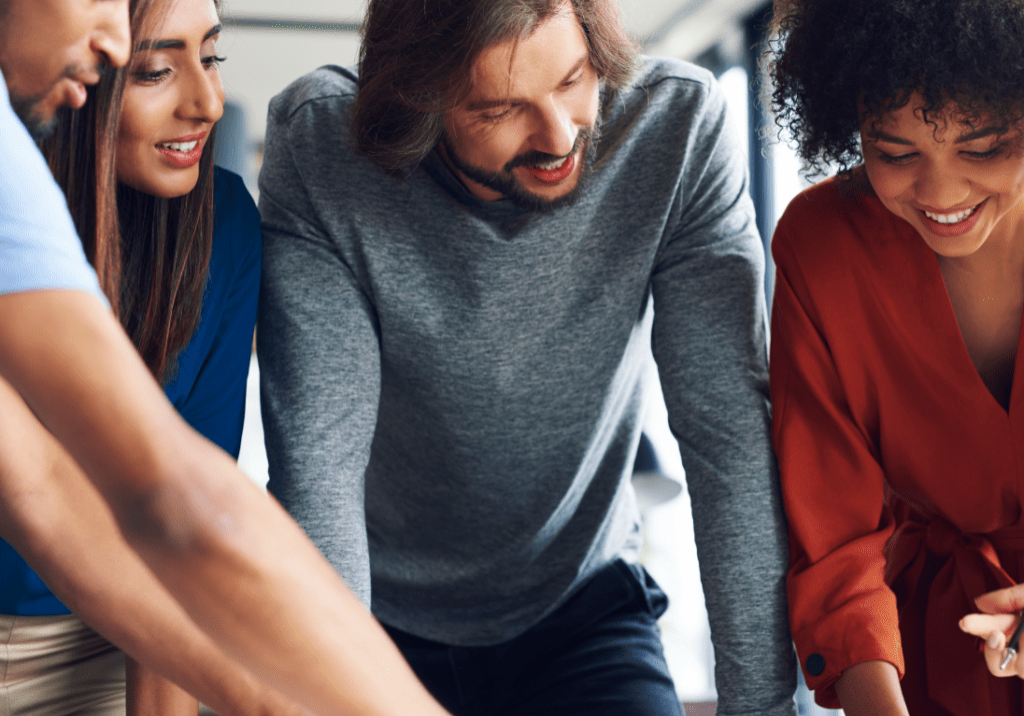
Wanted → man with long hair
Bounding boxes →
[0,2,451,715]
[259,1,797,714]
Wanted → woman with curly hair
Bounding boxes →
[767,0,1024,714]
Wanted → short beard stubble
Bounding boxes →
[441,122,600,213]
[8,89,57,142]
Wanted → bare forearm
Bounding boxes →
[0,379,306,716]
[835,660,909,716]
[130,453,443,716]
[51,516,309,716]
[42,486,309,716]
[127,658,199,716]
[0,291,447,716]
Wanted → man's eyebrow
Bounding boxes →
[560,55,588,84]
[464,53,589,113]
[134,23,223,52]
[465,97,523,112]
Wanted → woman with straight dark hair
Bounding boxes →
[0,0,303,713]
[767,0,1024,714]
[45,0,222,387]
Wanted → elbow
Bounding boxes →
[116,481,207,556]
[113,452,245,563]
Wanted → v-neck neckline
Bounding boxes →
[920,238,1024,418]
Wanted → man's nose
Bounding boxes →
[92,0,131,70]
[528,99,577,158]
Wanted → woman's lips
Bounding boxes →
[919,199,987,238]
[155,135,205,168]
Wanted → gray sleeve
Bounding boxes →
[257,99,380,607]
[650,78,797,716]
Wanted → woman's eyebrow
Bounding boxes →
[956,125,1007,143]
[134,23,223,52]
[204,23,224,41]
[870,131,912,145]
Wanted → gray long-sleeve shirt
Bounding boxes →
[258,57,795,716]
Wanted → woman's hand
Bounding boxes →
[959,585,1024,678]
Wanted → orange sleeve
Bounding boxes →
[770,201,903,708]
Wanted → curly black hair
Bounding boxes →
[767,0,1024,176]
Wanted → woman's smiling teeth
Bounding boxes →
[158,140,199,152]
[923,205,978,224]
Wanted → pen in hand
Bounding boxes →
[999,611,1024,670]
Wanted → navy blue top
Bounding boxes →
[0,167,261,616]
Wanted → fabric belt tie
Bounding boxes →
[886,516,1024,716]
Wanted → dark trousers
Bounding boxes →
[383,560,684,716]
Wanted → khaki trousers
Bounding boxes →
[0,614,125,716]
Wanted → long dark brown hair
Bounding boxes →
[354,0,638,175]
[43,0,219,383]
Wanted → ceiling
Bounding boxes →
[221,0,770,62]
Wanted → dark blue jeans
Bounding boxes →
[383,560,684,716]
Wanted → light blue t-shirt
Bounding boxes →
[0,70,104,298]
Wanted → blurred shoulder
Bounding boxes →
[604,56,727,145]
[266,65,359,135]
[638,56,716,90]
[775,176,880,249]
[630,56,719,111]
[773,174,908,282]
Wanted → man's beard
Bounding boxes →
[0,4,53,141]
[441,122,600,213]
[8,90,57,142]
[7,62,103,142]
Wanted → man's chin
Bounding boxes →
[8,92,57,143]
[503,175,586,213]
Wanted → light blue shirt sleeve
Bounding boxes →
[0,70,105,300]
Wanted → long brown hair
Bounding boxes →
[354,0,638,175]
[43,0,219,383]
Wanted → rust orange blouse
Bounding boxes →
[770,178,1024,715]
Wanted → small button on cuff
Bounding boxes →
[806,653,826,677]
